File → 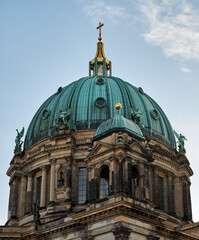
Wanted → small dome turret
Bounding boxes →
[93,114,145,142]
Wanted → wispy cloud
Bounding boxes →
[181,66,191,73]
[81,0,130,23]
[137,0,199,61]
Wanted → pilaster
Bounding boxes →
[168,173,175,215]
[174,176,183,218]
[10,176,19,219]
[19,176,27,217]
[40,166,47,208]
[49,159,56,204]
[25,173,33,214]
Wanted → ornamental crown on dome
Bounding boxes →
[89,22,112,77]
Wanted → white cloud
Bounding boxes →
[81,0,130,23]
[137,0,199,61]
[181,66,191,73]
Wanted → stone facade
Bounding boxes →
[1,127,199,239]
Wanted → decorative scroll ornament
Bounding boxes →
[15,127,24,152]
[174,130,187,152]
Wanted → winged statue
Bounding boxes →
[130,108,142,124]
[174,130,187,151]
[15,127,25,151]
[56,109,71,128]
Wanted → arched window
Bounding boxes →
[132,166,139,198]
[100,165,109,199]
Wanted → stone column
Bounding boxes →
[140,173,145,200]
[168,173,175,214]
[11,176,19,219]
[148,167,154,203]
[88,166,96,202]
[154,167,159,208]
[109,157,115,195]
[163,174,168,212]
[112,224,131,240]
[181,176,192,220]
[25,174,33,214]
[174,176,183,218]
[71,158,77,204]
[49,159,56,204]
[19,176,27,217]
[8,181,14,220]
[187,181,192,220]
[127,161,132,196]
[40,166,47,209]
[66,157,72,202]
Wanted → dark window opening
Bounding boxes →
[36,177,42,207]
[132,166,139,197]
[100,165,109,199]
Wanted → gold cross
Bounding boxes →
[97,22,104,41]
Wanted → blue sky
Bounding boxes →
[1,0,199,224]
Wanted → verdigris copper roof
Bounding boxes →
[93,115,145,141]
[24,76,176,149]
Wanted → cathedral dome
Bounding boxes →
[24,76,176,149]
[93,114,145,141]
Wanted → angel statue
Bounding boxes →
[56,109,71,128]
[15,127,24,152]
[174,131,187,152]
[130,108,142,125]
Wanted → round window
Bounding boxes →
[95,98,106,108]
[96,78,104,85]
[150,109,159,120]
[42,110,49,119]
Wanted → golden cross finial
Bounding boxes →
[97,22,104,42]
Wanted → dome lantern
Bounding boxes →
[89,22,112,77]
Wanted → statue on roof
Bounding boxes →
[56,109,71,128]
[130,108,142,125]
[15,127,24,152]
[174,131,187,152]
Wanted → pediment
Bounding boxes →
[88,142,114,158]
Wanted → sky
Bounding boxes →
[1,0,199,225]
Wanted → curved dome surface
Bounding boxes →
[93,115,145,141]
[24,76,176,149]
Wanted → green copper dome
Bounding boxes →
[93,115,145,141]
[24,76,176,149]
